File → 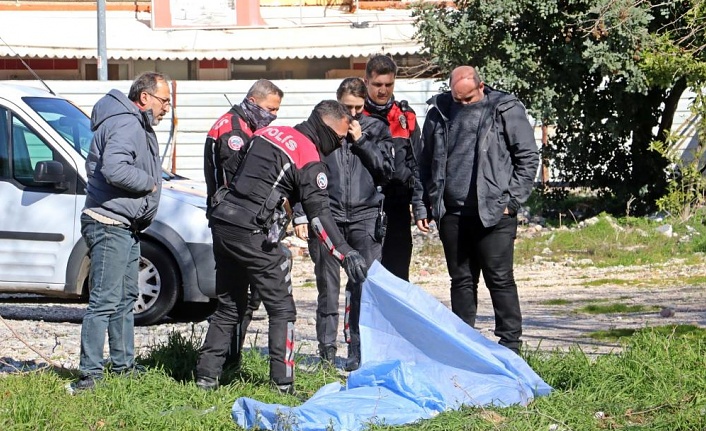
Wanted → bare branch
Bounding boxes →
[0,314,67,371]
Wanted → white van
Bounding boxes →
[0,82,216,325]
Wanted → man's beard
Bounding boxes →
[145,109,161,126]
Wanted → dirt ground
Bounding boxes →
[244,235,706,359]
[1,233,705,372]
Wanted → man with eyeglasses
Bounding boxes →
[69,72,170,393]
[195,100,368,394]
[203,79,284,372]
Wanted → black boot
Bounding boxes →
[344,344,360,372]
[319,344,337,366]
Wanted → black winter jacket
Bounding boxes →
[294,115,394,224]
[363,100,422,203]
[203,105,253,215]
[212,124,354,260]
[412,87,539,228]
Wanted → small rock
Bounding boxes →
[584,216,600,226]
[656,224,673,237]
[660,307,675,318]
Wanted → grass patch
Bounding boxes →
[581,274,706,288]
[582,278,639,286]
[574,303,660,314]
[540,298,573,305]
[2,328,704,430]
[590,324,706,341]
[515,212,706,267]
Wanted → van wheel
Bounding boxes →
[134,241,179,326]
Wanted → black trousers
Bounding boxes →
[438,213,522,352]
[380,199,413,281]
[308,217,381,356]
[196,221,295,385]
[214,246,262,365]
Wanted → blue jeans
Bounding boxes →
[79,214,140,377]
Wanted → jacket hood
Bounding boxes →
[90,89,145,131]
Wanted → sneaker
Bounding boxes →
[195,376,219,391]
[114,364,147,377]
[66,374,101,395]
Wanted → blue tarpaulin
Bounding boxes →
[232,261,552,430]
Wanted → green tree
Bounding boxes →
[412,0,706,214]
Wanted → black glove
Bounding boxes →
[343,250,368,285]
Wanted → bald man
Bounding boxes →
[411,66,539,355]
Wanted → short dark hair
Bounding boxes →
[247,79,284,100]
[365,55,397,78]
[314,99,351,122]
[127,72,169,102]
[336,77,366,100]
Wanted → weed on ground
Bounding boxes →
[1,327,704,430]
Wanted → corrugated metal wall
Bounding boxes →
[40,79,448,182]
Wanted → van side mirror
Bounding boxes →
[34,160,67,189]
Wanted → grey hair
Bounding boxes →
[128,72,169,102]
[246,79,284,100]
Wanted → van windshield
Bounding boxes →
[23,97,93,159]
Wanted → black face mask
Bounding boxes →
[240,98,277,130]
[308,112,343,156]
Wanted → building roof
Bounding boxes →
[0,8,421,60]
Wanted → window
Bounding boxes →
[83,61,131,80]
[24,97,93,158]
[11,115,58,186]
[0,108,8,178]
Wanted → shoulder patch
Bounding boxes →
[227,135,244,151]
[207,112,233,139]
[316,172,328,190]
